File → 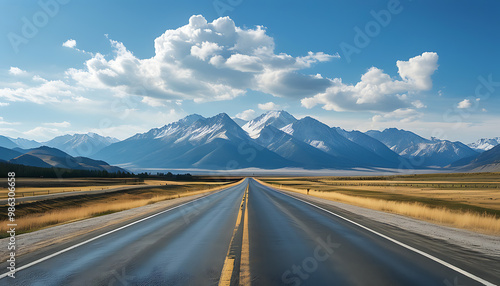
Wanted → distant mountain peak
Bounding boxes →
[3,111,496,172]
[44,133,119,157]
[468,137,500,152]
[179,114,205,125]
[242,110,297,139]
[366,128,477,167]
[212,112,233,122]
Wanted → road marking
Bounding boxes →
[260,181,497,286]
[239,185,251,286]
[0,182,243,280]
[219,185,247,286]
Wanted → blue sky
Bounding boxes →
[0,0,499,143]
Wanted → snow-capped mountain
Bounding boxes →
[366,128,478,167]
[468,138,500,152]
[2,111,496,171]
[280,117,403,168]
[366,128,429,154]
[44,133,119,157]
[8,137,42,149]
[255,125,351,168]
[334,127,404,167]
[95,113,294,169]
[242,110,297,139]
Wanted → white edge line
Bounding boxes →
[0,183,238,279]
[262,183,497,286]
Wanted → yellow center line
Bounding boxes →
[219,185,248,286]
[239,185,250,286]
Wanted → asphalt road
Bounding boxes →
[0,178,498,285]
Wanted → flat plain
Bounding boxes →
[259,172,500,234]
[0,177,240,237]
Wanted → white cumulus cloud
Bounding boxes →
[142,96,166,107]
[66,15,337,103]
[62,39,77,48]
[301,52,439,112]
[457,99,472,109]
[0,79,84,104]
[9,67,27,76]
[235,109,256,121]
[412,100,426,109]
[258,102,282,111]
[372,108,422,123]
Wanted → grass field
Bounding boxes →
[0,178,241,238]
[259,173,500,235]
[0,177,235,199]
[0,177,146,199]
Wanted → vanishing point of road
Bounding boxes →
[0,178,498,285]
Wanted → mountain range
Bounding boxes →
[1,133,119,157]
[44,133,119,157]
[95,113,294,169]
[0,146,126,173]
[365,129,479,167]
[0,111,498,172]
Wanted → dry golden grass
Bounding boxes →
[0,178,230,198]
[263,175,500,212]
[0,179,242,236]
[258,179,500,235]
[0,184,132,198]
[1,191,196,234]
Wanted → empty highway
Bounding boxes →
[0,178,498,285]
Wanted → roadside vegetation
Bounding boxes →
[0,178,241,238]
[259,173,500,235]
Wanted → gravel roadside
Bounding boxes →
[281,189,500,258]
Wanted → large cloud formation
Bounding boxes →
[1,15,438,115]
[67,15,336,102]
[301,52,439,112]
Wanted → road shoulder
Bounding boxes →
[280,189,500,258]
[0,189,220,261]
